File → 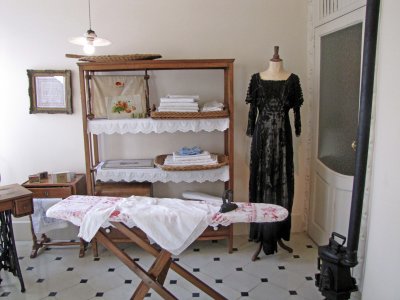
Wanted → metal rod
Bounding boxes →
[345,0,380,265]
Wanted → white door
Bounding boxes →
[308,8,365,245]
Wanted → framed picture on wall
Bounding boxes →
[27,70,72,114]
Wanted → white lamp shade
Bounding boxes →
[69,36,111,47]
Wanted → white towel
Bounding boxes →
[158,107,199,112]
[159,102,199,108]
[166,95,200,100]
[78,196,220,255]
[173,151,210,159]
[160,98,197,103]
[164,154,217,166]
[32,198,69,234]
[201,101,224,112]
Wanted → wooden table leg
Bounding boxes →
[29,215,51,258]
[79,238,88,258]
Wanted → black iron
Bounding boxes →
[219,190,238,213]
[315,0,380,299]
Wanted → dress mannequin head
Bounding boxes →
[259,46,291,81]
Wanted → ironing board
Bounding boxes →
[47,195,288,300]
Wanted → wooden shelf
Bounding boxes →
[78,59,235,253]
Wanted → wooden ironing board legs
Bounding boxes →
[95,222,227,300]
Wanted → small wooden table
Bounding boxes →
[22,174,87,258]
[0,184,33,293]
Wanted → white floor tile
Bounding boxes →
[0,233,346,300]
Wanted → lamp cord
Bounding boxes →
[88,0,92,30]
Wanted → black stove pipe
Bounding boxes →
[344,0,380,266]
[315,2,381,299]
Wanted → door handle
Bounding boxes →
[351,140,357,152]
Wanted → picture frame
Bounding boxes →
[27,70,72,114]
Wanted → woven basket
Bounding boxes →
[66,54,162,62]
[150,109,229,119]
[154,154,228,171]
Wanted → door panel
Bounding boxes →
[309,7,364,245]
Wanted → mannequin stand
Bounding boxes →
[251,239,293,261]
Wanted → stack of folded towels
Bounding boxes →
[164,146,218,166]
[158,95,199,112]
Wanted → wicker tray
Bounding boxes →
[150,109,229,119]
[66,54,162,62]
[154,154,228,171]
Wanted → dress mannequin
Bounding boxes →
[259,46,291,81]
[246,46,303,260]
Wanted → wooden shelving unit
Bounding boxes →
[77,59,235,252]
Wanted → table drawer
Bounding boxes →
[29,187,72,199]
[13,197,33,217]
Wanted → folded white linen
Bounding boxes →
[78,196,220,255]
[173,151,210,159]
[201,101,224,112]
[166,95,200,100]
[164,154,217,166]
[158,108,199,112]
[160,98,197,103]
[159,102,199,108]
[32,198,69,234]
[201,107,223,112]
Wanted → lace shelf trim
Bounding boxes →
[95,162,229,183]
[88,118,229,134]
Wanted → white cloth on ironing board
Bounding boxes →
[78,196,219,255]
[47,195,289,255]
[32,198,69,234]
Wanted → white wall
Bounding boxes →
[362,1,400,298]
[0,0,308,237]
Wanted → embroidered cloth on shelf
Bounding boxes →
[46,195,288,255]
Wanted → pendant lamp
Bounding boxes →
[69,0,111,55]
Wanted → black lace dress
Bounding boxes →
[246,73,303,255]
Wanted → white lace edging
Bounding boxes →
[95,162,229,183]
[88,118,229,134]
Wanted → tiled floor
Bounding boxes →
[0,233,333,299]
